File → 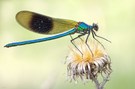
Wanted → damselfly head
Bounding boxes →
[93,23,98,31]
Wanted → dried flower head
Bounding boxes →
[66,40,112,82]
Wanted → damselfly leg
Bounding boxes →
[92,31,111,49]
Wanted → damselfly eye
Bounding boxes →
[93,23,98,31]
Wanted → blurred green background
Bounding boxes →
[0,0,135,89]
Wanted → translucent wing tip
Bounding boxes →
[16,11,34,30]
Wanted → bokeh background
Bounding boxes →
[0,0,135,89]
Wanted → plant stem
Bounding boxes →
[92,73,111,89]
